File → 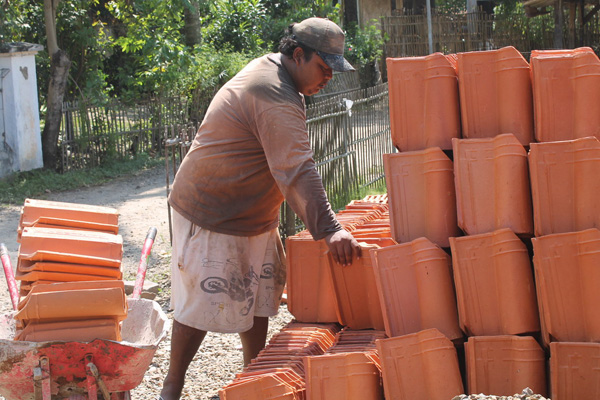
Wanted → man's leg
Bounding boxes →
[238,316,269,366]
[160,320,208,400]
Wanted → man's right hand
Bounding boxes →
[324,230,362,266]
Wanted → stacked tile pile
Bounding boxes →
[305,328,385,400]
[219,322,341,399]
[13,199,127,342]
[382,45,600,400]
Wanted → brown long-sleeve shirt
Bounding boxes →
[168,53,341,240]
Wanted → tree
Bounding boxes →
[42,0,71,170]
[182,0,204,47]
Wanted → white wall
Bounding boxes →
[0,46,44,178]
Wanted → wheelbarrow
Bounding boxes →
[0,227,170,400]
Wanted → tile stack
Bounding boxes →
[381,45,600,400]
[528,48,600,400]
[304,328,385,400]
[219,322,341,400]
[13,198,127,342]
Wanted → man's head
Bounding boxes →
[280,18,354,73]
[279,18,354,96]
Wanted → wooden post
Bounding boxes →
[554,0,564,48]
[569,2,576,48]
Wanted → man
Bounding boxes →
[160,17,361,400]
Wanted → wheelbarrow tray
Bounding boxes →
[0,298,169,400]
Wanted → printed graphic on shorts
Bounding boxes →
[200,260,259,316]
[259,262,286,286]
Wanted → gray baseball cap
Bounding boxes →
[292,17,355,72]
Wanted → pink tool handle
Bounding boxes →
[132,227,158,299]
[0,243,20,311]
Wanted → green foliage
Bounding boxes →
[185,44,255,122]
[0,154,162,205]
[56,0,113,102]
[493,1,556,51]
[344,21,387,86]
[434,0,466,14]
[0,0,44,42]
[494,0,522,14]
[0,0,115,106]
[189,43,255,91]
[105,0,193,99]
[261,0,341,52]
[344,21,387,68]
[204,0,267,53]
[2,0,352,109]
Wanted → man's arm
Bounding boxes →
[257,105,361,264]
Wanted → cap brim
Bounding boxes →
[318,52,355,72]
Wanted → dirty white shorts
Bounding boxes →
[170,210,286,333]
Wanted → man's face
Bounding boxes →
[295,50,333,96]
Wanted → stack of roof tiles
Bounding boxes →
[219,322,341,399]
[217,46,600,400]
[13,199,127,342]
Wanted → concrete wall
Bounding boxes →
[0,47,43,178]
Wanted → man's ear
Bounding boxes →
[292,47,304,65]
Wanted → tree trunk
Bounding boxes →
[344,0,358,26]
[553,0,564,48]
[42,0,71,170]
[183,2,201,47]
[42,49,70,170]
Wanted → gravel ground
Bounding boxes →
[453,388,549,400]
[0,165,293,399]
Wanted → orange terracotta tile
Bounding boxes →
[18,217,119,241]
[305,352,383,400]
[457,46,534,146]
[528,136,600,236]
[453,134,533,236]
[18,227,123,267]
[387,53,461,151]
[18,198,119,238]
[532,228,600,346]
[384,148,460,248]
[15,280,127,322]
[465,335,547,396]
[376,328,464,400]
[285,236,338,323]
[327,244,385,330]
[15,270,117,282]
[17,260,122,279]
[370,237,462,340]
[449,228,540,336]
[530,47,600,142]
[549,342,600,400]
[15,318,121,342]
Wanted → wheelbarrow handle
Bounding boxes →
[131,227,158,300]
[0,243,20,311]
